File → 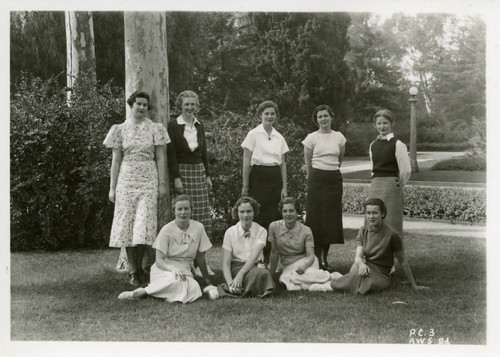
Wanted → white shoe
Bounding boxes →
[193,266,203,277]
[309,283,333,292]
[330,272,343,280]
[207,265,216,276]
[203,285,219,300]
[118,291,135,300]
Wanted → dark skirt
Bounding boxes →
[217,261,275,298]
[305,168,344,245]
[248,165,282,230]
[330,261,391,295]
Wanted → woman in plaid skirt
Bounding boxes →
[167,90,214,276]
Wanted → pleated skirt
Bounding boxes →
[305,168,344,245]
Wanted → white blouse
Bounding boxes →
[241,124,289,166]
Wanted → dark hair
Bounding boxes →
[172,194,193,210]
[364,198,387,218]
[278,196,301,214]
[373,109,394,125]
[312,105,335,127]
[127,91,152,110]
[231,196,260,220]
[256,100,279,118]
[175,90,199,110]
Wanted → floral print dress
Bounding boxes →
[103,118,170,248]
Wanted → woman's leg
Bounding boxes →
[126,247,140,287]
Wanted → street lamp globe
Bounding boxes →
[409,86,418,96]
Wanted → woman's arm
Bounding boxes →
[304,146,313,178]
[108,148,123,203]
[395,141,411,185]
[338,144,346,167]
[354,246,370,277]
[166,125,183,193]
[280,154,287,199]
[155,145,167,197]
[269,240,280,276]
[154,249,189,280]
[296,245,315,274]
[194,251,212,286]
[242,148,253,196]
[222,248,234,286]
[231,242,266,292]
[200,124,212,189]
[395,251,429,290]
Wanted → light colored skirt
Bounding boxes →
[143,263,202,303]
[280,257,331,291]
[368,177,404,235]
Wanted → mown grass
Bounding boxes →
[11,229,486,344]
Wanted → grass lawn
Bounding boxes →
[343,169,486,183]
[10,229,486,344]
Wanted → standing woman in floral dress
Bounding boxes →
[167,90,213,275]
[104,91,170,287]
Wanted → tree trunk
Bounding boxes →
[124,11,170,248]
[65,11,96,98]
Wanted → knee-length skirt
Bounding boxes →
[305,168,344,245]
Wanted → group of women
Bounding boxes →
[104,90,427,304]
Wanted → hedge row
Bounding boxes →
[343,183,486,223]
[431,155,486,171]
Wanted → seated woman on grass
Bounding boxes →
[268,197,334,291]
[330,198,428,295]
[216,196,275,298]
[118,195,215,303]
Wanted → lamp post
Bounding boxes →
[409,86,419,172]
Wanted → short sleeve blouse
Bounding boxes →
[103,118,170,161]
[153,220,212,270]
[222,222,267,263]
[241,124,289,166]
[268,220,314,266]
[302,131,346,170]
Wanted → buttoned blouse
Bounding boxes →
[176,115,199,152]
[222,222,267,263]
[268,220,314,266]
[241,124,289,166]
[356,223,402,276]
[103,118,170,162]
[153,220,212,271]
[301,131,346,171]
[369,132,411,185]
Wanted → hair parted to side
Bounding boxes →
[364,198,387,218]
[312,104,335,127]
[373,109,394,125]
[278,196,301,214]
[127,91,152,110]
[231,196,260,220]
[175,90,199,110]
[256,100,279,118]
[172,194,193,210]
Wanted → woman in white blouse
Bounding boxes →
[302,105,346,271]
[241,100,289,266]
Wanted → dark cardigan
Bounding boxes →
[167,119,210,179]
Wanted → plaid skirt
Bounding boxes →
[175,163,212,238]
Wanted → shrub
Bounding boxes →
[417,142,472,151]
[343,183,486,223]
[10,73,124,251]
[431,155,486,171]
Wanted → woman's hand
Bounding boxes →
[280,186,287,199]
[206,176,212,190]
[174,178,183,194]
[241,187,249,197]
[295,263,308,275]
[108,188,116,203]
[229,271,244,294]
[174,271,187,281]
[412,284,430,291]
[358,263,370,278]
[159,182,167,197]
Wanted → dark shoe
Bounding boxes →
[321,263,333,272]
[137,269,149,286]
[129,273,140,288]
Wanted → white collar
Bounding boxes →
[176,115,200,127]
[256,124,279,138]
[378,132,394,141]
[171,220,196,245]
[236,221,254,239]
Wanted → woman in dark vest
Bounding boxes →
[368,109,411,247]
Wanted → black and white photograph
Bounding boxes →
[2,0,498,356]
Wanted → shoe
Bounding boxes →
[129,273,140,287]
[330,272,343,280]
[193,266,203,277]
[118,291,136,300]
[203,285,219,300]
[390,265,396,277]
[309,283,333,292]
[137,269,149,286]
[321,263,333,272]
[207,265,216,276]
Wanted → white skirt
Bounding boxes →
[144,263,202,303]
[279,256,331,291]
